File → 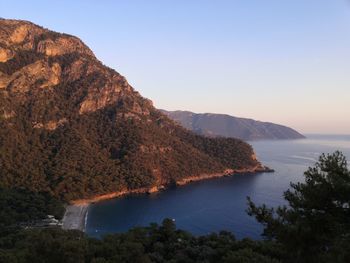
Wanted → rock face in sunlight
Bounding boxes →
[162,110,305,141]
[0,19,265,201]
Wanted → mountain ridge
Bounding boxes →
[0,19,268,202]
[161,110,305,141]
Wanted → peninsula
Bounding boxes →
[162,110,305,141]
[0,19,271,231]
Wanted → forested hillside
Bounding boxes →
[1,152,348,262]
[0,19,263,201]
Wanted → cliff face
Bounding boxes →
[162,110,305,141]
[0,20,146,115]
[0,19,262,201]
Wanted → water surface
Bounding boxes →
[86,134,350,239]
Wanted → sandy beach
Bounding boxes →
[62,204,89,231]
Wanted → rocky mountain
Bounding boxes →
[161,110,305,141]
[0,19,267,202]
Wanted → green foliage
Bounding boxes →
[0,219,280,263]
[0,188,64,227]
[1,152,348,262]
[0,228,88,263]
[247,151,350,263]
[0,77,257,201]
[0,33,258,202]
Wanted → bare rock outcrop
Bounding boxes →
[0,18,151,117]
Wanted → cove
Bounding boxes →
[86,134,350,239]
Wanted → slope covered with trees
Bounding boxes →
[0,152,348,262]
[0,19,262,201]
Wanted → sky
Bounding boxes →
[1,0,350,134]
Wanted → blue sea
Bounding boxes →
[86,134,350,239]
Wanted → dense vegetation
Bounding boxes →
[0,19,258,201]
[0,99,257,201]
[0,220,281,263]
[0,152,349,262]
[248,151,350,262]
[0,188,64,228]
[1,20,349,262]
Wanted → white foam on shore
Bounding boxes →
[84,207,89,232]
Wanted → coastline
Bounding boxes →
[61,165,273,231]
[175,165,272,185]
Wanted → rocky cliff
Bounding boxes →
[162,110,305,141]
[0,19,265,201]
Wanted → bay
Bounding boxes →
[86,134,350,239]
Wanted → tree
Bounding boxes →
[247,151,350,263]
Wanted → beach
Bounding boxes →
[62,204,89,231]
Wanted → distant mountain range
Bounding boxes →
[161,110,305,141]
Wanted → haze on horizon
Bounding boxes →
[2,0,350,134]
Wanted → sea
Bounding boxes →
[86,134,350,239]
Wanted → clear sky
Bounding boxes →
[1,0,350,134]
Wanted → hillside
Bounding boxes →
[162,110,305,141]
[0,19,267,201]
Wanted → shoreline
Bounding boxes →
[175,165,272,185]
[62,204,89,232]
[61,165,273,231]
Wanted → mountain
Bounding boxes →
[161,110,305,141]
[0,19,268,202]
